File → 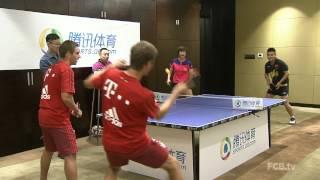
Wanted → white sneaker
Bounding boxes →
[289,117,296,125]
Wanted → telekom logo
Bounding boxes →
[103,79,118,99]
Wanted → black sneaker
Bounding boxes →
[289,117,296,125]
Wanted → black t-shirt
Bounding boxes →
[265,59,289,85]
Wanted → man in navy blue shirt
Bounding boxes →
[40,33,61,74]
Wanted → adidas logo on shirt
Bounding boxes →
[41,85,51,100]
[104,107,123,127]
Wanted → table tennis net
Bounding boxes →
[176,95,234,108]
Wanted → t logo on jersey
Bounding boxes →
[103,79,118,99]
[41,85,51,100]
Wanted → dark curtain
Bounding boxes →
[200,0,235,95]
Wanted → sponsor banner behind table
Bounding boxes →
[0,8,140,70]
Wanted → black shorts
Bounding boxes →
[267,84,289,96]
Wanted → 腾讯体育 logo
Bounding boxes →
[220,137,231,160]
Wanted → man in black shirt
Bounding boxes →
[264,48,295,125]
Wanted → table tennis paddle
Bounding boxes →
[165,68,170,74]
[165,68,171,86]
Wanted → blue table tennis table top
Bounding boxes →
[148,94,284,130]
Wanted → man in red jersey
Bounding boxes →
[84,41,188,180]
[39,40,82,180]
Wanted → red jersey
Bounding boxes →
[170,58,192,83]
[38,61,75,128]
[91,68,159,153]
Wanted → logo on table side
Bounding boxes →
[41,85,51,100]
[235,100,241,108]
[168,148,187,171]
[220,128,257,160]
[220,137,231,160]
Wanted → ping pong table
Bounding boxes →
[123,94,284,180]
